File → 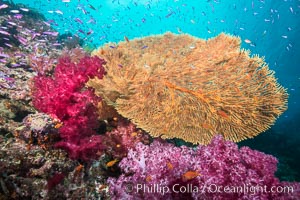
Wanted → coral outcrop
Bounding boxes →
[108,135,300,200]
[87,32,288,144]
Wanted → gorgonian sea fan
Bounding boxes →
[32,56,106,161]
[87,32,288,144]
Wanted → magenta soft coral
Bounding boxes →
[32,56,106,161]
[108,135,300,200]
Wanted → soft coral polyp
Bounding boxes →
[32,56,106,161]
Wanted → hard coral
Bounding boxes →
[87,32,288,144]
[108,135,300,200]
[32,55,106,161]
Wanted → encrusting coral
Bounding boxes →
[87,32,288,144]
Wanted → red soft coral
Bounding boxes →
[32,56,106,161]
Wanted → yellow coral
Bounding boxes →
[87,32,288,144]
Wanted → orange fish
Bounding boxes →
[106,159,118,167]
[182,171,200,181]
[131,132,138,137]
[217,110,229,119]
[146,175,152,182]
[166,161,173,170]
[54,122,63,129]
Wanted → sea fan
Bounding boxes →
[87,32,288,144]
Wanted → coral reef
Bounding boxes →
[87,32,288,144]
[15,113,60,147]
[0,136,77,199]
[32,55,106,161]
[108,135,300,200]
[0,136,110,199]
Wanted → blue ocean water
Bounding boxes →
[11,0,300,179]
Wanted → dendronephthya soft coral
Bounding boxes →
[32,55,106,161]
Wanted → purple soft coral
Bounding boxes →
[32,56,106,161]
[108,135,300,200]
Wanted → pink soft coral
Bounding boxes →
[32,56,106,161]
[108,135,300,200]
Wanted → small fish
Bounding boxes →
[87,18,96,24]
[14,14,23,19]
[43,21,51,26]
[281,35,288,39]
[190,19,195,24]
[75,18,83,24]
[20,8,29,12]
[141,45,148,49]
[54,123,63,129]
[16,36,28,45]
[62,0,70,2]
[0,30,10,36]
[43,31,59,36]
[109,45,116,49]
[244,39,251,44]
[106,159,118,167]
[182,171,200,181]
[124,36,129,42]
[87,30,93,35]
[129,132,137,137]
[290,7,293,13]
[88,4,96,10]
[166,161,173,170]
[7,21,17,26]
[0,53,9,58]
[165,12,174,18]
[177,27,182,33]
[52,43,61,46]
[10,10,19,13]
[217,110,229,119]
[145,175,152,182]
[0,4,8,10]
[55,10,63,15]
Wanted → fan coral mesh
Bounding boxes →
[87,32,288,144]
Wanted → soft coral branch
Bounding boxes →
[32,55,106,161]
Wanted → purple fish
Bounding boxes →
[0,4,8,10]
[75,18,83,24]
[4,43,12,48]
[52,43,61,46]
[165,12,174,18]
[0,53,9,58]
[43,31,59,36]
[142,45,148,49]
[0,30,10,36]
[14,14,23,19]
[16,35,28,45]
